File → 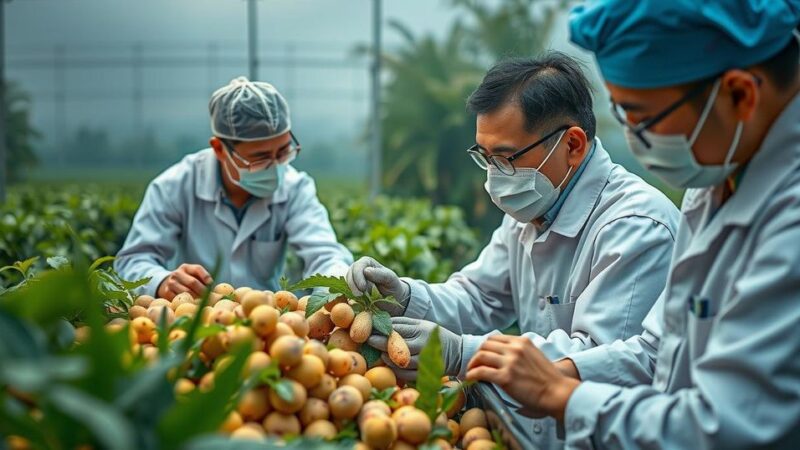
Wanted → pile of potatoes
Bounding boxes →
[97,283,499,450]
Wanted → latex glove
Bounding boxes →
[345,257,410,315]
[367,316,462,381]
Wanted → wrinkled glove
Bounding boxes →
[345,257,410,316]
[367,316,462,381]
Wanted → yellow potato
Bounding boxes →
[361,415,398,450]
[308,373,338,400]
[298,397,330,426]
[459,408,488,435]
[303,339,330,367]
[365,367,397,391]
[249,305,279,337]
[462,427,491,449]
[262,412,301,436]
[286,354,326,389]
[327,348,354,377]
[349,311,373,344]
[330,302,355,328]
[268,379,307,414]
[237,387,271,422]
[328,328,359,352]
[241,290,273,316]
[279,311,309,338]
[303,419,338,439]
[329,385,364,420]
[338,373,372,401]
[269,335,305,368]
[388,331,410,368]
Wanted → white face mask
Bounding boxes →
[484,130,571,223]
[625,79,743,189]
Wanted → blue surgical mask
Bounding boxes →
[223,150,286,198]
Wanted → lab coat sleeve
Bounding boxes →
[567,294,663,387]
[564,211,800,449]
[114,179,183,296]
[403,218,517,336]
[286,175,353,278]
[461,216,673,380]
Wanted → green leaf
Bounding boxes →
[193,324,226,340]
[274,378,296,403]
[372,295,402,308]
[369,386,398,403]
[428,424,453,441]
[157,342,250,448]
[332,420,359,441]
[288,274,357,299]
[279,276,291,291]
[415,326,444,422]
[371,310,393,336]
[46,255,71,270]
[257,361,282,386]
[360,343,382,368]
[14,256,40,277]
[439,384,463,418]
[89,255,116,272]
[305,293,340,318]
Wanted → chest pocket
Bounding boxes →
[686,295,717,360]
[248,234,287,280]
[536,295,577,334]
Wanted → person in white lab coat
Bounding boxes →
[465,2,800,448]
[115,77,352,299]
[346,52,680,448]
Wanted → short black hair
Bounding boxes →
[755,36,799,92]
[467,51,596,141]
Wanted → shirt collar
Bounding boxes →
[542,140,597,225]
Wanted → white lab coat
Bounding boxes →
[402,139,680,448]
[564,92,800,449]
[114,148,353,295]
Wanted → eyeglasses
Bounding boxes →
[221,132,302,172]
[466,125,570,175]
[609,80,714,149]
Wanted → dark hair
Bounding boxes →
[467,51,596,142]
[755,36,799,92]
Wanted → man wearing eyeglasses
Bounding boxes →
[464,2,800,448]
[346,52,680,448]
[115,77,353,299]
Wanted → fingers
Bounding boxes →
[477,339,513,355]
[345,265,359,297]
[163,278,195,300]
[367,335,389,352]
[467,350,505,371]
[181,264,213,285]
[173,270,207,297]
[364,266,396,286]
[486,334,516,344]
[349,257,376,296]
[465,365,503,383]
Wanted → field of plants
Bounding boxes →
[0,184,514,450]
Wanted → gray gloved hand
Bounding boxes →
[367,316,462,381]
[345,257,410,315]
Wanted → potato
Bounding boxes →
[174,378,195,396]
[459,408,488,435]
[330,303,355,328]
[309,373,338,400]
[147,305,175,326]
[237,387,271,422]
[361,415,398,450]
[220,411,243,433]
[249,305,279,337]
[231,423,266,441]
[339,373,372,401]
[174,302,198,318]
[303,340,330,367]
[263,322,296,349]
[171,292,194,310]
[349,351,368,375]
[134,295,155,309]
[233,286,253,302]
[443,381,465,418]
[365,367,397,391]
[130,317,156,344]
[269,335,305,368]
[349,311,373,344]
[447,419,460,445]
[328,328,359,352]
[262,412,301,436]
[150,298,171,309]
[214,299,238,312]
[268,379,307,414]
[462,427,491,449]
[388,331,410,368]
[210,309,235,326]
[213,283,235,296]
[394,407,431,445]
[279,311,309,338]
[328,385,364,420]
[274,291,298,310]
[128,305,147,320]
[392,388,420,409]
[201,333,226,359]
[286,354,326,389]
[299,397,330,426]
[467,439,496,450]
[327,349,354,377]
[241,290,272,316]
[297,295,310,311]
[224,325,257,351]
[244,351,272,378]
[307,310,335,339]
[303,419,338,439]
[198,372,215,392]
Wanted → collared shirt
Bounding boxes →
[402,137,680,449]
[565,92,800,449]
[217,165,257,225]
[115,148,353,295]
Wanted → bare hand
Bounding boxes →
[157,263,212,300]
[466,335,580,421]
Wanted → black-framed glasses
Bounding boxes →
[466,125,570,175]
[609,79,715,149]
[221,132,302,172]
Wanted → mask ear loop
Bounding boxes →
[555,165,573,190]
[688,79,722,145]
[537,130,572,190]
